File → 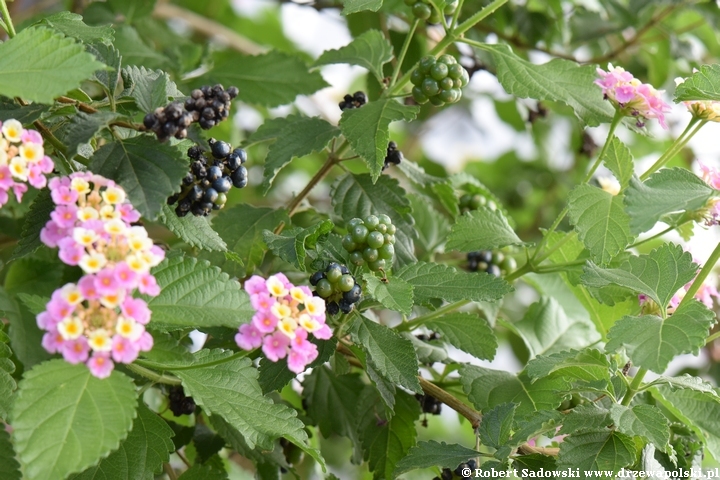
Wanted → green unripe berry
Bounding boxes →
[326,264,343,283]
[429,95,445,106]
[363,247,379,263]
[348,217,363,228]
[379,243,395,260]
[427,9,441,24]
[447,88,462,103]
[460,68,470,85]
[412,87,429,104]
[453,78,464,89]
[443,0,458,14]
[386,224,396,235]
[367,231,384,249]
[430,63,449,81]
[448,63,464,79]
[364,215,380,229]
[459,193,472,208]
[501,257,517,272]
[469,194,485,209]
[338,274,355,292]
[350,251,364,266]
[375,223,387,234]
[438,54,456,65]
[378,214,392,225]
[418,56,436,74]
[215,193,227,207]
[438,89,455,103]
[439,77,454,90]
[342,234,358,252]
[384,234,396,245]
[351,224,369,243]
[492,251,505,264]
[412,2,432,19]
[411,69,425,86]
[487,200,497,211]
[369,259,386,271]
[316,279,333,297]
[421,78,440,97]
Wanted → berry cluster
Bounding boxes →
[237,274,332,373]
[405,0,457,24]
[143,85,239,141]
[310,263,362,315]
[169,139,248,217]
[455,460,477,477]
[168,386,196,416]
[459,193,497,214]
[339,91,367,110]
[415,393,442,415]
[342,215,396,271]
[383,141,403,170]
[467,250,516,277]
[0,119,54,208]
[411,55,469,106]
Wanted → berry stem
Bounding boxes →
[449,0,465,30]
[418,376,483,428]
[639,118,705,181]
[394,299,470,332]
[125,363,183,386]
[0,0,16,38]
[389,18,420,90]
[627,219,693,249]
[678,240,720,313]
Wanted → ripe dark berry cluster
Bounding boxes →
[342,215,396,271]
[434,468,454,480]
[415,393,442,415]
[404,0,457,23]
[143,84,238,141]
[339,91,367,110]
[455,459,477,477]
[168,386,196,416]
[310,263,362,315]
[411,55,469,106]
[467,250,516,277]
[459,193,497,213]
[383,141,403,170]
[168,138,248,217]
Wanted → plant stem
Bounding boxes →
[679,241,720,311]
[419,377,483,428]
[504,260,534,282]
[287,156,337,217]
[126,363,182,386]
[706,330,720,345]
[621,367,647,406]
[0,0,16,38]
[395,299,470,332]
[639,118,704,181]
[390,19,419,90]
[627,219,693,249]
[163,464,178,480]
[449,0,465,29]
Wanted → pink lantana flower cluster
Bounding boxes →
[697,161,720,226]
[595,64,671,129]
[639,270,720,312]
[237,274,332,374]
[37,172,164,378]
[675,72,720,122]
[0,119,54,208]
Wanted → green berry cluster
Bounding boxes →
[310,263,362,315]
[411,55,469,106]
[404,0,457,23]
[467,250,516,277]
[459,193,497,214]
[342,215,396,271]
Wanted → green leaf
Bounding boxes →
[609,404,670,454]
[602,136,634,190]
[567,185,634,265]
[61,111,121,158]
[71,403,175,480]
[263,220,334,271]
[342,0,383,14]
[0,27,105,103]
[11,360,138,480]
[145,255,252,330]
[247,115,339,193]
[526,349,612,394]
[0,331,16,421]
[313,30,393,82]
[558,404,611,435]
[581,243,698,313]
[507,297,601,358]
[460,365,569,416]
[212,204,289,277]
[647,374,719,395]
[199,50,328,108]
[407,193,452,259]
[120,65,183,112]
[0,428,21,480]
[258,337,337,394]
[89,136,188,220]
[37,12,115,44]
[339,99,419,181]
[362,274,414,315]
[605,300,715,373]
[674,64,720,101]
[112,25,170,71]
[510,410,564,445]
[423,313,497,360]
[446,208,523,252]
[393,441,478,477]
[86,43,121,96]
[358,389,419,480]
[331,173,416,267]
[475,43,614,126]
[158,204,227,252]
[396,261,512,303]
[624,168,716,235]
[350,315,422,394]
[478,403,516,452]
[10,189,54,261]
[177,463,228,480]
[0,99,49,123]
[557,431,636,474]
[16,293,48,315]
[399,162,460,218]
[0,287,51,369]
[169,350,319,459]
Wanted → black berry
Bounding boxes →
[311,263,362,314]
[416,393,442,415]
[168,386,196,416]
[339,91,368,110]
[383,141,403,170]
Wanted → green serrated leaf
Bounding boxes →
[424,312,497,360]
[199,50,328,108]
[624,168,716,235]
[342,0,383,14]
[89,136,187,219]
[557,430,636,474]
[393,441,478,477]
[263,220,334,271]
[479,403,516,451]
[145,255,252,330]
[11,360,138,480]
[16,293,47,315]
[258,337,337,394]
[331,173,416,267]
[10,188,54,261]
[609,404,670,454]
[112,25,170,71]
[86,42,121,96]
[0,428,21,480]
[313,30,393,82]
[526,349,612,394]
[647,374,719,395]
[398,162,459,217]
[71,403,175,480]
[0,27,105,103]
[568,185,634,265]
[0,99,49,124]
[0,331,16,421]
[396,261,512,304]
[674,64,720,101]
[446,208,523,253]
[158,204,227,252]
[602,136,634,190]
[558,404,611,435]
[475,43,614,126]
[120,65,183,112]
[460,365,569,416]
[506,297,601,359]
[212,204,289,277]
[61,111,121,158]
[510,410,564,446]
[339,99,419,180]
[581,243,698,314]
[177,463,228,480]
[350,315,422,393]
[37,12,115,44]
[605,300,715,373]
[0,287,51,369]
[407,194,452,259]
[362,274,414,315]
